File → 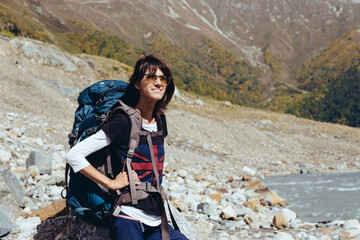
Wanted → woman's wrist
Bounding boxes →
[106,179,118,191]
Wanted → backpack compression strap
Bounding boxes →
[145,133,171,240]
[114,100,142,205]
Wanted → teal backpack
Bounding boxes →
[62,80,179,239]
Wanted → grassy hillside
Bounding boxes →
[0,4,265,107]
[297,29,360,91]
[0,5,52,42]
[1,4,360,127]
[285,28,360,127]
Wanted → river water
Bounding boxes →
[263,172,360,223]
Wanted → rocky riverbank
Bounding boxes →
[1,36,360,239]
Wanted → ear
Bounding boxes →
[135,80,141,90]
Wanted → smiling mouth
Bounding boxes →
[151,88,163,92]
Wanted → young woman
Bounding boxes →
[66,55,188,240]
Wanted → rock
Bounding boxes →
[33,216,110,240]
[299,224,316,231]
[273,214,289,229]
[30,199,69,222]
[224,220,245,230]
[229,188,247,203]
[177,169,187,178]
[244,211,261,229]
[318,236,332,240]
[0,149,12,163]
[10,217,41,240]
[11,127,23,137]
[209,193,222,201]
[0,167,25,207]
[23,196,36,209]
[10,38,78,72]
[243,199,262,211]
[48,185,64,199]
[173,88,190,104]
[274,232,295,240]
[274,208,297,222]
[202,202,219,216]
[318,228,333,235]
[27,165,40,178]
[233,205,252,217]
[245,179,268,192]
[0,210,15,237]
[341,219,359,229]
[194,99,204,106]
[175,176,185,184]
[242,166,256,176]
[296,232,319,240]
[221,205,238,220]
[172,199,188,212]
[0,170,20,222]
[260,215,274,229]
[300,164,309,174]
[264,190,289,206]
[222,101,233,107]
[12,167,26,175]
[168,182,181,192]
[194,218,214,239]
[26,151,52,175]
[35,138,44,146]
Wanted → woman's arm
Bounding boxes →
[65,130,139,191]
[79,164,139,191]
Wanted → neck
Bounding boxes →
[135,98,156,124]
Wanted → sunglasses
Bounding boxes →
[144,74,171,85]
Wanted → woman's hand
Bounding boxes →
[108,170,140,191]
[79,165,140,191]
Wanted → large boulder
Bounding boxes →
[0,167,25,207]
[0,167,24,237]
[34,216,110,240]
[0,167,23,222]
[0,210,15,238]
[9,38,79,72]
[26,151,52,175]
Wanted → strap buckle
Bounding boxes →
[145,182,152,191]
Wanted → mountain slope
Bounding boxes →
[284,28,360,126]
[19,0,360,80]
[1,0,360,122]
[2,0,360,97]
[297,28,360,91]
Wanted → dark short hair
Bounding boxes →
[122,55,175,115]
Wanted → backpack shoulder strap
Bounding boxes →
[111,100,142,151]
[113,100,142,205]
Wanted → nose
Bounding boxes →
[154,76,162,85]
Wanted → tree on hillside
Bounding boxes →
[320,65,360,127]
[287,65,360,127]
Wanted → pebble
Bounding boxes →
[0,149,12,163]
[274,232,294,240]
[26,165,39,178]
[11,127,23,137]
[242,166,257,176]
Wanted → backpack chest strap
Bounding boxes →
[140,130,163,137]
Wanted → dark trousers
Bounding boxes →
[108,215,189,240]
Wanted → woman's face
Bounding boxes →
[135,68,167,104]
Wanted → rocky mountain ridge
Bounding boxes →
[8,0,359,82]
[1,37,360,239]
